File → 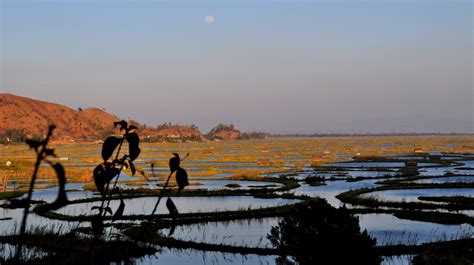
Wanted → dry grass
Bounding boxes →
[1,135,473,192]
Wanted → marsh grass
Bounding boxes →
[1,136,474,263]
[0,229,156,264]
[337,184,474,210]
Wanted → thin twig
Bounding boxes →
[150,168,173,217]
[15,127,54,261]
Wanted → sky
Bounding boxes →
[1,0,472,134]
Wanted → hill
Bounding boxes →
[141,123,204,142]
[0,93,119,141]
[0,93,266,142]
[207,124,241,140]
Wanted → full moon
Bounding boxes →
[204,15,214,25]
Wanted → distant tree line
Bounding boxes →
[142,134,202,143]
[0,129,28,144]
[207,124,269,140]
[156,122,199,131]
[0,122,270,144]
[208,123,235,136]
[238,131,270,140]
[272,132,474,137]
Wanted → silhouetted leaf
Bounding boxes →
[128,125,138,131]
[49,163,68,209]
[91,205,113,216]
[91,215,104,237]
[166,198,178,235]
[102,136,121,161]
[168,225,176,236]
[130,162,136,176]
[169,153,180,173]
[126,132,141,161]
[104,206,113,216]
[129,147,141,162]
[166,197,178,216]
[52,163,65,183]
[113,199,125,221]
[25,139,42,150]
[126,132,139,146]
[114,120,128,131]
[93,162,120,194]
[176,167,189,192]
[44,148,56,157]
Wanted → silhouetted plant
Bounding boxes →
[149,152,189,235]
[14,125,69,260]
[90,121,189,236]
[267,199,380,265]
[92,120,141,236]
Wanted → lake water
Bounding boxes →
[2,149,473,264]
[412,176,474,184]
[164,218,281,248]
[363,188,474,203]
[359,213,473,245]
[292,179,380,207]
[54,196,299,217]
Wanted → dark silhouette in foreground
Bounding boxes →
[1,121,190,264]
[412,238,474,265]
[14,125,69,261]
[91,120,188,237]
[267,199,381,265]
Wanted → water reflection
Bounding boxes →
[164,218,281,248]
[381,255,413,265]
[292,179,380,207]
[412,176,474,184]
[359,214,473,245]
[187,180,283,190]
[55,196,299,216]
[138,247,277,265]
[326,162,406,168]
[364,188,474,203]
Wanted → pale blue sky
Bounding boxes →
[1,0,472,133]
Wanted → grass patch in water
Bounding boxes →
[0,231,156,264]
[418,196,474,204]
[336,183,474,211]
[0,191,26,200]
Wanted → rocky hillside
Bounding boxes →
[0,93,119,141]
[0,93,266,142]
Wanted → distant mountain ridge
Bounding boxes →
[0,93,266,142]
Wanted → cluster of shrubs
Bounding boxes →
[0,129,28,144]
